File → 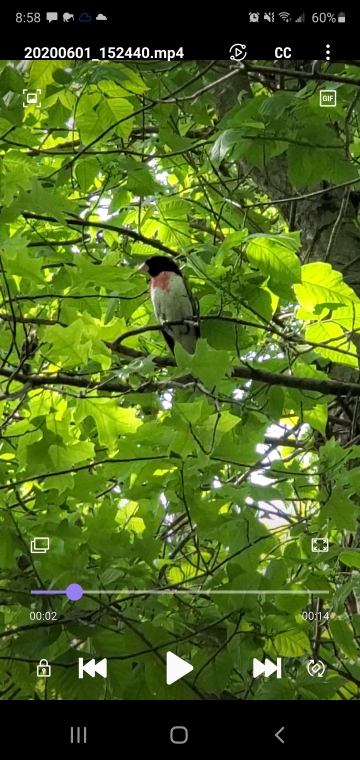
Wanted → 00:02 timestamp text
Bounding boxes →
[24,46,185,60]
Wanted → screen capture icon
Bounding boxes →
[253,657,282,679]
[23,89,42,108]
[229,43,247,61]
[30,536,49,553]
[78,657,107,678]
[166,652,193,684]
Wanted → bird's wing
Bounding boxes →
[161,329,175,353]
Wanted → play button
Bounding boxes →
[166,652,193,685]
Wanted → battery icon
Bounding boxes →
[338,12,345,22]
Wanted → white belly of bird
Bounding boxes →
[151,272,197,354]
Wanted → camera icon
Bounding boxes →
[311,538,329,553]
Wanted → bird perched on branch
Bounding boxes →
[139,256,200,354]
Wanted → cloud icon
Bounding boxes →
[96,13,107,19]
[79,12,91,21]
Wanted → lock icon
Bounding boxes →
[37,658,51,677]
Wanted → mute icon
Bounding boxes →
[78,657,107,679]
[253,657,282,679]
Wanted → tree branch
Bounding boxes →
[21,212,177,257]
[0,455,170,492]
[241,61,360,88]
[1,355,360,399]
[0,312,65,327]
[111,316,359,362]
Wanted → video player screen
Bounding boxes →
[0,8,359,747]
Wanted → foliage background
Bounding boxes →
[1,58,360,701]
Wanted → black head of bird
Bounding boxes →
[138,256,182,277]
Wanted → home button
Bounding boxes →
[170,726,188,744]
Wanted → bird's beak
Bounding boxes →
[138,262,149,273]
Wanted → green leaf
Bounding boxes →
[201,318,251,351]
[328,303,360,332]
[74,397,142,452]
[43,320,92,367]
[195,650,233,692]
[329,619,358,659]
[274,630,311,656]
[175,338,233,389]
[49,441,95,469]
[1,150,39,202]
[1,240,44,284]
[339,550,360,569]
[254,679,295,700]
[305,322,358,368]
[29,60,68,87]
[322,488,358,531]
[52,68,72,85]
[96,97,134,138]
[259,91,295,121]
[0,527,21,567]
[21,178,77,223]
[92,64,148,93]
[210,129,243,164]
[75,159,100,191]
[303,404,328,435]
[76,110,101,144]
[0,65,24,94]
[288,144,329,188]
[126,166,162,196]
[295,263,360,310]
[333,579,358,614]
[246,235,301,284]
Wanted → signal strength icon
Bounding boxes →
[279,12,291,21]
[295,13,305,22]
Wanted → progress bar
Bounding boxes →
[81,589,330,595]
[31,584,329,600]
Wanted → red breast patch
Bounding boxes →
[151,271,171,292]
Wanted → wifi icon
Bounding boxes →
[279,12,291,21]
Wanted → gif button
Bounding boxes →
[320,90,337,107]
[170,726,188,744]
